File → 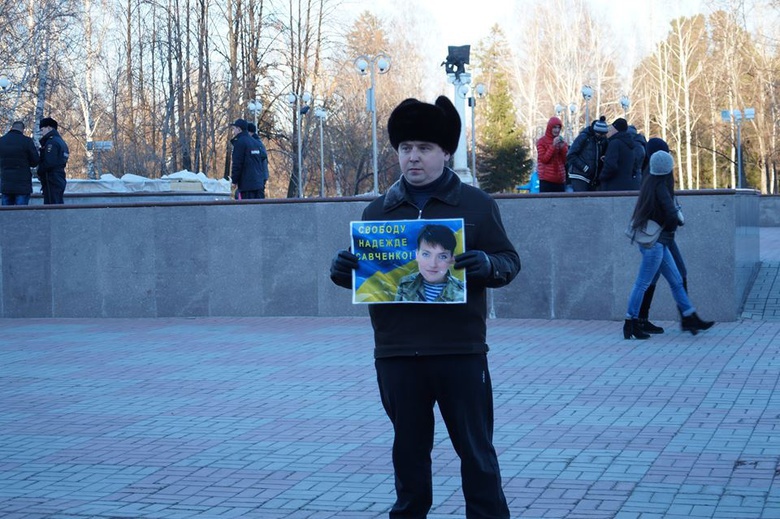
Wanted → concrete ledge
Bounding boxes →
[0,190,759,321]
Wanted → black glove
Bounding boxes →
[330,249,358,284]
[454,250,492,280]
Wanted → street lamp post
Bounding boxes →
[443,45,474,185]
[721,107,755,188]
[568,103,577,142]
[554,103,576,143]
[619,95,630,117]
[286,91,311,198]
[581,85,593,125]
[247,99,262,129]
[467,83,486,186]
[355,53,391,196]
[0,76,11,127]
[314,107,327,197]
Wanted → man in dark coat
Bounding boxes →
[566,116,609,192]
[329,95,520,518]
[628,125,647,184]
[38,117,69,205]
[229,118,265,200]
[598,117,639,191]
[247,122,269,198]
[0,121,39,205]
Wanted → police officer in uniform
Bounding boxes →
[0,121,40,205]
[229,119,265,200]
[38,117,69,205]
[247,122,270,198]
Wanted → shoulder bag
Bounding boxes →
[625,219,662,247]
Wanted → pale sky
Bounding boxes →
[344,0,709,70]
[340,0,711,98]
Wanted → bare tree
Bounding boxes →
[511,0,621,155]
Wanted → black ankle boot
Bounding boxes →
[624,319,651,340]
[637,318,664,334]
[681,313,715,335]
[638,284,657,321]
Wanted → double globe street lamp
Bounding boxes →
[581,85,593,125]
[354,53,391,196]
[313,107,327,197]
[619,95,630,117]
[247,99,262,129]
[555,102,577,143]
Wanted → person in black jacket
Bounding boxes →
[0,121,39,205]
[247,122,269,198]
[566,117,609,192]
[330,95,520,519]
[598,117,639,191]
[623,150,713,339]
[628,125,647,184]
[229,118,265,200]
[37,117,69,205]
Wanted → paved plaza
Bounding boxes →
[1,230,779,519]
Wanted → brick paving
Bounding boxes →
[1,229,779,519]
[742,227,780,321]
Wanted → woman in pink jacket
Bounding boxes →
[536,116,568,192]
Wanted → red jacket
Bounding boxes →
[536,116,568,184]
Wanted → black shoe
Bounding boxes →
[624,319,651,340]
[681,313,715,335]
[636,318,664,334]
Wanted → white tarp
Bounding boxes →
[33,170,231,194]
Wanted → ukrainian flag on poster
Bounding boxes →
[350,218,466,304]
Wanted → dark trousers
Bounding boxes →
[375,354,509,519]
[239,189,263,200]
[42,183,65,205]
[569,178,593,192]
[539,180,565,193]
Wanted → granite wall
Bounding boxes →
[0,190,760,321]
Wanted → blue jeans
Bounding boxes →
[2,194,30,205]
[627,242,694,319]
[651,239,687,284]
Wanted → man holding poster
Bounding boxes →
[330,95,520,518]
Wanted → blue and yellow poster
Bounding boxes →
[351,218,466,304]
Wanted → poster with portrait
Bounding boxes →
[350,218,466,304]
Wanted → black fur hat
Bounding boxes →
[612,117,628,132]
[40,117,58,130]
[387,96,461,154]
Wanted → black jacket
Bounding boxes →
[251,133,270,181]
[38,130,69,189]
[230,131,265,191]
[599,131,639,191]
[566,127,606,183]
[628,128,647,183]
[648,174,679,246]
[0,129,39,195]
[341,168,521,359]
